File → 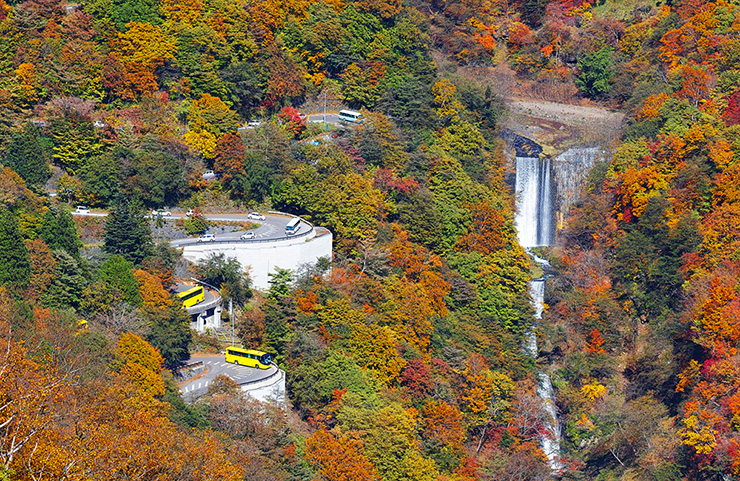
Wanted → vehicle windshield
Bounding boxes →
[260,354,272,365]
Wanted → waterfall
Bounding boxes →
[538,372,562,471]
[527,254,562,472]
[513,136,562,473]
[524,277,545,357]
[515,156,554,248]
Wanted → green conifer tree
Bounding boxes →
[2,123,51,187]
[575,47,615,99]
[42,250,86,308]
[98,255,143,307]
[40,208,83,259]
[0,208,31,293]
[103,197,153,265]
[145,304,192,369]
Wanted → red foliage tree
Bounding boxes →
[277,106,306,138]
[400,358,433,399]
[584,328,607,354]
[724,91,740,126]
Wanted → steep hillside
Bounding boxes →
[0,0,739,479]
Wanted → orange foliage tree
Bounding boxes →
[25,238,57,301]
[305,430,379,481]
[421,399,466,449]
[456,201,508,255]
[133,268,173,312]
[213,132,246,181]
[112,22,177,99]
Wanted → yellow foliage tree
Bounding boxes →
[183,126,218,158]
[161,0,203,26]
[379,276,436,353]
[113,22,177,98]
[432,79,464,124]
[350,324,407,386]
[318,297,366,331]
[116,333,165,397]
[581,382,607,402]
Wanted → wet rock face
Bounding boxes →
[508,130,610,243]
[552,147,606,231]
[513,135,543,158]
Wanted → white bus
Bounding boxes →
[338,110,362,123]
[285,217,301,235]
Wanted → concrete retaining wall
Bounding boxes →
[181,229,333,290]
[241,369,286,405]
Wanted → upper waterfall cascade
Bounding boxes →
[515,145,607,246]
[515,155,554,248]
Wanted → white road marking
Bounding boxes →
[197,382,202,389]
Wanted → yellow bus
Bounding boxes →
[225,347,272,369]
[177,286,205,308]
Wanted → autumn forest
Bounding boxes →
[1,0,740,478]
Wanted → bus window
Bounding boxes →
[259,353,273,366]
[177,286,205,308]
[338,110,362,123]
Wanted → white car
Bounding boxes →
[240,231,255,240]
[151,209,172,217]
[247,212,266,221]
[202,170,218,181]
[74,206,90,214]
[197,233,216,242]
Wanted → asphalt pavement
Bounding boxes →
[71,211,312,244]
[169,214,312,246]
[307,113,340,125]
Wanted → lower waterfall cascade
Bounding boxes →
[527,252,563,473]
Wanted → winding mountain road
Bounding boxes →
[72,211,312,244]
[179,354,281,400]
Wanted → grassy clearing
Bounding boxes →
[593,0,660,21]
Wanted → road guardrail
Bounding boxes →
[174,214,315,246]
[238,363,282,387]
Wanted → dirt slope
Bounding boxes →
[503,98,625,155]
